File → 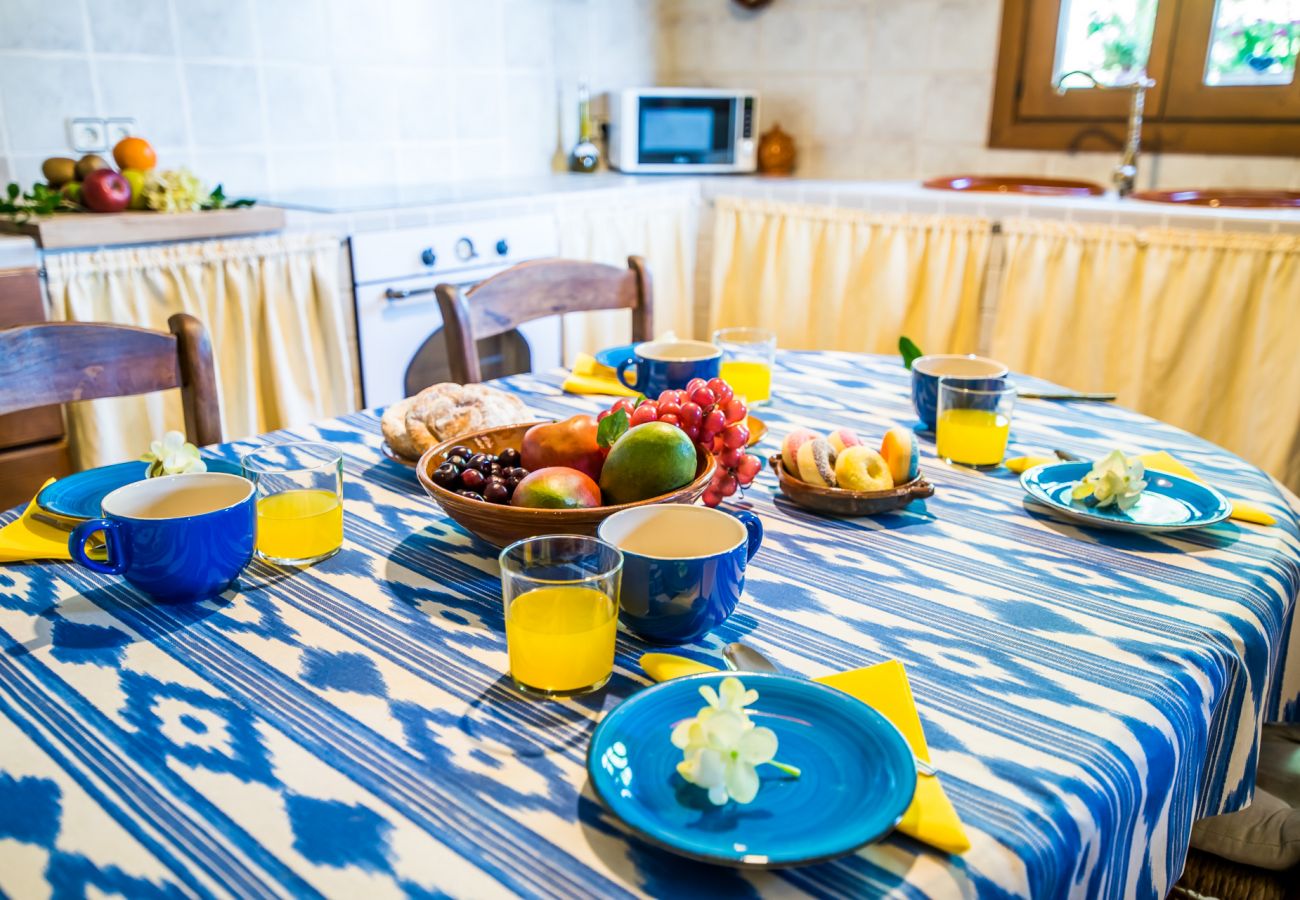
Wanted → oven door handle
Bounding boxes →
[384,286,439,302]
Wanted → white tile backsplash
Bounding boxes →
[184,62,264,147]
[0,56,94,154]
[6,0,1287,198]
[87,0,175,56]
[0,0,658,196]
[0,0,87,52]
[97,59,190,147]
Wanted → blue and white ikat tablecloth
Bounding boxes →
[1,351,1297,899]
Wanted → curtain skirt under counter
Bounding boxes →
[44,233,356,470]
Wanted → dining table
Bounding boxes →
[1,350,1297,900]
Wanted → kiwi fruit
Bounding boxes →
[74,154,109,181]
[42,157,77,187]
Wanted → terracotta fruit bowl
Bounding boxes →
[922,175,1104,197]
[768,454,934,516]
[416,422,715,547]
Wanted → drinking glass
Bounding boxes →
[499,535,623,699]
[712,326,777,406]
[241,442,344,566]
[935,379,1017,469]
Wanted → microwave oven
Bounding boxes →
[608,88,759,174]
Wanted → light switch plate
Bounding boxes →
[68,117,108,153]
[105,118,137,146]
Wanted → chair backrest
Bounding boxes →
[435,256,654,383]
[0,312,222,446]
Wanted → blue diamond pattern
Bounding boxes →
[0,773,61,848]
[301,649,387,697]
[284,795,391,871]
[46,851,188,900]
[120,671,275,786]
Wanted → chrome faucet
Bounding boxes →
[1054,70,1157,197]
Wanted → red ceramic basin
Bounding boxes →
[1129,189,1300,208]
[922,175,1105,197]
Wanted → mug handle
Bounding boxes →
[615,356,640,392]
[727,508,763,561]
[69,519,127,575]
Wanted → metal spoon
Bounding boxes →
[722,642,937,777]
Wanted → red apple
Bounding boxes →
[521,414,604,480]
[81,169,131,213]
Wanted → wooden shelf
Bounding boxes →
[0,206,286,249]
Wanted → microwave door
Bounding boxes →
[637,97,736,170]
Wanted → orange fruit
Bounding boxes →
[112,137,157,171]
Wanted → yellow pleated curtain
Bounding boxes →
[557,194,699,358]
[990,219,1300,491]
[709,197,992,355]
[44,234,356,470]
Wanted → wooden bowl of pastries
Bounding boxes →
[416,422,716,548]
[381,382,531,465]
[768,454,933,516]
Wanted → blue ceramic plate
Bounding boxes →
[587,672,917,868]
[595,343,639,370]
[37,458,243,520]
[1020,462,1232,532]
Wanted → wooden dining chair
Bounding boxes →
[0,312,222,446]
[435,256,653,384]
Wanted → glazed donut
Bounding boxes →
[835,446,894,492]
[796,438,838,487]
[880,426,920,484]
[827,428,863,454]
[781,428,820,476]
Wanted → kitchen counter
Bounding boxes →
[258,173,696,214]
[0,235,39,269]
[258,174,1300,236]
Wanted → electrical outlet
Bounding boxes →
[105,118,137,146]
[68,117,108,153]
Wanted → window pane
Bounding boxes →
[1054,0,1159,88]
[1204,0,1300,86]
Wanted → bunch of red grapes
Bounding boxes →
[598,376,762,507]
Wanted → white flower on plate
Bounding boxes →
[141,431,208,478]
[670,676,795,806]
[1071,449,1147,511]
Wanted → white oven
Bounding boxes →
[349,215,560,407]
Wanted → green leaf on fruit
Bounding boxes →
[597,407,629,449]
[899,336,923,370]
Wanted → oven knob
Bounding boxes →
[495,239,509,256]
[420,247,436,266]
[455,237,477,261]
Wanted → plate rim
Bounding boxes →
[36,458,243,520]
[1019,461,1232,532]
[586,671,918,868]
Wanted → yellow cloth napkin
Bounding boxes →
[561,353,639,398]
[0,480,74,563]
[1006,452,1276,526]
[639,652,972,855]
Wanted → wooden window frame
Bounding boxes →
[990,0,1300,156]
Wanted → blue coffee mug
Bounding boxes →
[911,354,1009,430]
[69,472,256,603]
[616,340,722,397]
[597,504,762,645]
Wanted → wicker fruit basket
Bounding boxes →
[416,422,715,547]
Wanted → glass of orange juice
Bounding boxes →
[712,327,776,406]
[936,378,1016,469]
[241,442,344,566]
[499,535,623,699]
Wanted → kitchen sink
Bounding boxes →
[922,175,1105,197]
[1129,188,1300,208]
